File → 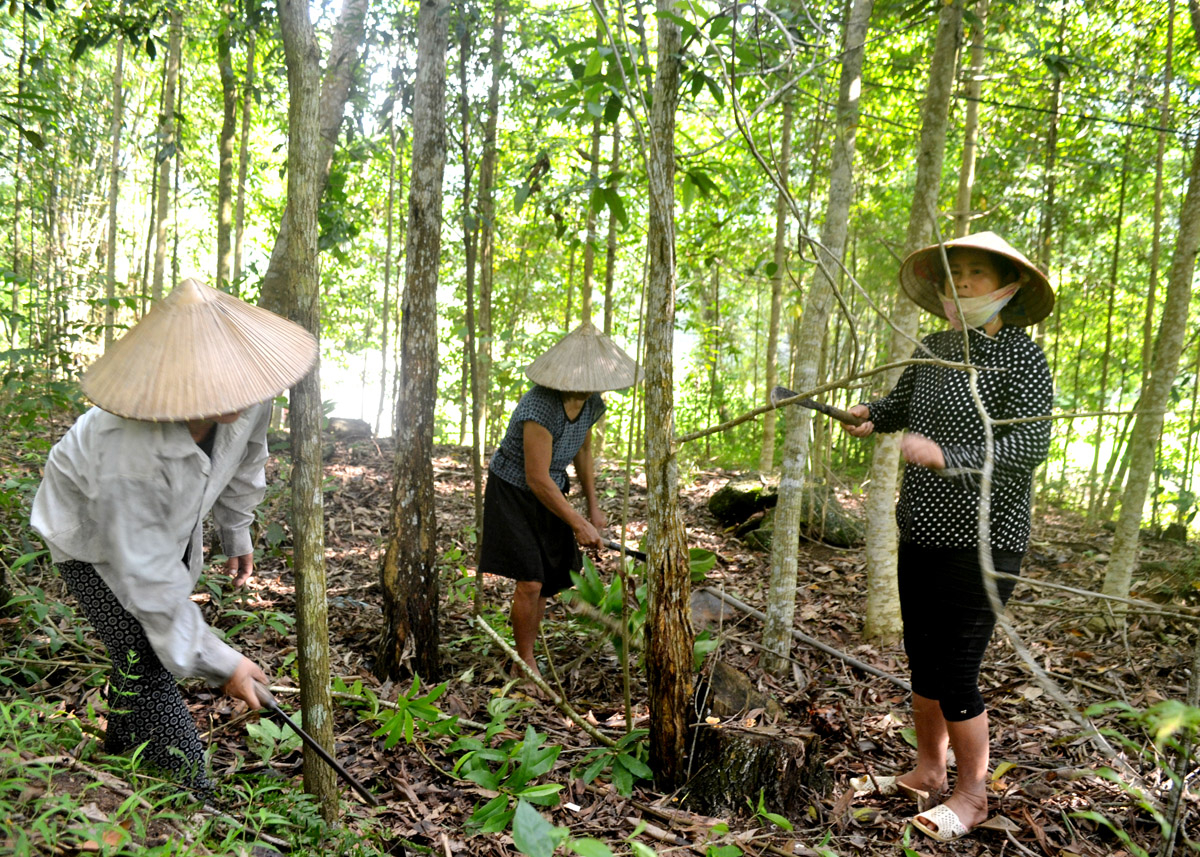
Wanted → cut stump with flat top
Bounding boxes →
[683,721,827,818]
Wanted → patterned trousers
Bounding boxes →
[58,560,213,794]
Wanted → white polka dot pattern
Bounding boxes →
[866,326,1053,552]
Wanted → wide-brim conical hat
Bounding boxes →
[81,278,319,421]
[899,231,1055,326]
[524,322,641,392]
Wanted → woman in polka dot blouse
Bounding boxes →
[842,232,1054,841]
[480,323,640,680]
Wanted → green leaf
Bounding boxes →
[516,782,563,806]
[900,727,918,749]
[570,839,614,857]
[629,843,658,857]
[512,800,566,857]
[709,14,732,39]
[616,752,652,780]
[603,188,628,228]
[604,94,623,124]
[761,810,793,831]
[515,183,531,214]
[584,50,603,78]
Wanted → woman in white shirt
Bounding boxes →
[31,278,317,797]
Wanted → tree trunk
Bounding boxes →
[643,0,691,791]
[277,0,337,821]
[216,14,237,290]
[1144,0,1174,392]
[953,0,987,239]
[153,9,182,302]
[260,0,369,315]
[471,0,504,598]
[762,0,874,672]
[378,0,447,682]
[581,116,602,326]
[10,5,26,351]
[234,30,257,289]
[863,0,962,641]
[376,116,400,437]
[595,121,621,459]
[1088,134,1130,520]
[1101,121,1200,615]
[758,97,794,474]
[104,0,128,349]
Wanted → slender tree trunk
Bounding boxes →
[153,9,182,302]
[643,0,691,790]
[1145,0,1174,392]
[953,0,986,239]
[260,0,369,315]
[1035,7,1066,275]
[216,14,237,289]
[376,118,400,437]
[595,121,621,459]
[864,0,962,639]
[1088,135,1130,519]
[1101,93,1200,616]
[458,15,479,482]
[471,0,503,596]
[277,0,336,820]
[581,117,602,325]
[758,97,794,474]
[10,5,26,351]
[378,0,447,681]
[763,0,874,670]
[104,0,128,349]
[234,30,257,289]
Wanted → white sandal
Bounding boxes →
[911,803,971,841]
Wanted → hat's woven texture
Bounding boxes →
[899,231,1054,326]
[524,322,640,392]
[82,278,318,421]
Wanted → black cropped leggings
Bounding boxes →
[897,543,1022,722]
[58,560,212,794]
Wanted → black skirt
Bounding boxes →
[478,473,580,598]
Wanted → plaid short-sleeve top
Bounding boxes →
[488,386,605,492]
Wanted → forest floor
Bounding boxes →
[8,432,1200,857]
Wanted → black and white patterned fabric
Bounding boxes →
[867,326,1052,553]
[59,560,213,795]
[487,386,605,492]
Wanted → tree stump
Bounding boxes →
[683,722,828,818]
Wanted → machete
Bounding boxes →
[253,681,380,807]
[770,385,864,427]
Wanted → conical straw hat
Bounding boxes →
[524,322,641,392]
[81,278,319,421]
[899,231,1054,326]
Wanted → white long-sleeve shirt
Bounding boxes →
[31,403,271,685]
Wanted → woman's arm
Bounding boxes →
[523,421,603,549]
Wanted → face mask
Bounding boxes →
[943,284,1020,331]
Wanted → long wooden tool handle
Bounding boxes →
[602,538,648,562]
[770,386,864,427]
[254,682,380,807]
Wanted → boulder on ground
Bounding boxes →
[741,484,862,549]
[327,417,373,439]
[707,473,777,525]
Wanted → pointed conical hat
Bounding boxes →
[899,231,1055,326]
[81,278,319,421]
[524,322,641,392]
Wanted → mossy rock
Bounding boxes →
[741,485,863,549]
[708,473,778,525]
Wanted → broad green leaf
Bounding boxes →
[512,800,566,857]
[570,839,614,857]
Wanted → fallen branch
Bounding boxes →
[697,587,910,691]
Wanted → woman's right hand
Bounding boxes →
[223,656,269,709]
[842,404,875,438]
[573,517,603,550]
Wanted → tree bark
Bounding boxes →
[277,0,336,820]
[260,0,369,315]
[953,0,987,239]
[762,0,874,672]
[1101,112,1200,615]
[153,9,182,302]
[104,0,128,349]
[1144,0,1174,392]
[581,116,602,326]
[377,0,448,682]
[643,0,691,791]
[595,121,621,459]
[863,0,962,641]
[758,97,794,474]
[234,30,257,289]
[10,4,26,351]
[216,13,237,290]
[376,115,400,437]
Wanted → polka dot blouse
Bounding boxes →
[488,385,605,493]
[866,326,1053,552]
